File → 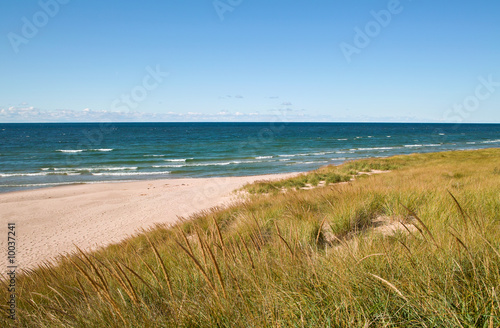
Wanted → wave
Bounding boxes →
[404,144,441,148]
[356,147,397,151]
[144,154,165,157]
[0,171,82,177]
[57,149,84,153]
[0,182,81,188]
[481,139,500,144]
[337,138,348,141]
[53,167,138,172]
[92,171,171,176]
[255,156,273,159]
[57,148,113,153]
[164,158,193,162]
[87,167,137,171]
[153,160,264,168]
[278,153,308,158]
[466,142,477,145]
[1,166,141,177]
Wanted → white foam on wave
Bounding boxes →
[57,149,84,153]
[92,171,171,176]
[466,142,476,145]
[0,182,80,188]
[53,167,138,172]
[154,160,263,168]
[404,144,423,148]
[482,139,500,144]
[164,158,193,162]
[0,171,81,177]
[57,148,113,153]
[83,167,138,171]
[0,172,47,177]
[337,138,348,141]
[357,147,396,151]
[144,155,165,157]
[255,156,273,159]
[232,160,264,164]
[278,153,308,158]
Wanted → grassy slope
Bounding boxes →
[1,149,500,327]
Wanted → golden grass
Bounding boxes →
[1,148,500,327]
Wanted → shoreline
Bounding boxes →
[0,172,300,271]
[0,171,302,195]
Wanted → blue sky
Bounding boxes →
[1,0,499,122]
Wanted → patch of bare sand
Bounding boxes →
[0,173,299,270]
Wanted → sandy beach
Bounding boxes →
[0,173,298,271]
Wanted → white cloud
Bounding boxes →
[0,105,447,123]
[0,105,292,122]
[219,94,244,100]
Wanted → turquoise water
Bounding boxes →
[0,122,498,193]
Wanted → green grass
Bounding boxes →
[2,148,500,327]
[244,167,354,194]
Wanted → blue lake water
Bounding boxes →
[0,122,498,193]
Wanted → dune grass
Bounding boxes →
[243,157,400,194]
[1,149,500,327]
